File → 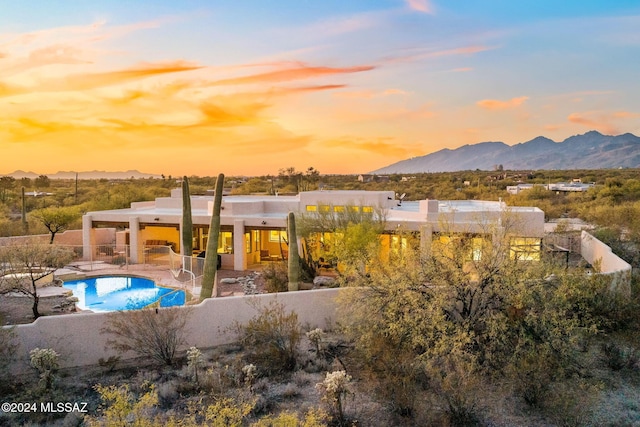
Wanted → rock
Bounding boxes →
[313,276,336,287]
[220,277,238,284]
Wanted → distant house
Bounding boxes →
[548,182,595,192]
[507,181,595,195]
[24,191,53,197]
[358,174,390,183]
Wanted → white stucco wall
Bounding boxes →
[580,231,632,293]
[5,288,341,374]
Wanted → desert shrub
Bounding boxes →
[292,370,317,387]
[101,307,190,366]
[429,355,482,427]
[29,347,60,391]
[98,355,120,373]
[316,370,352,425]
[204,397,254,427]
[306,328,325,356]
[156,380,180,409]
[87,382,158,427]
[199,363,241,395]
[602,342,640,371]
[242,363,257,389]
[542,380,601,427]
[187,346,204,383]
[237,300,302,375]
[251,408,328,427]
[263,261,288,293]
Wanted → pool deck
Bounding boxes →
[57,261,264,299]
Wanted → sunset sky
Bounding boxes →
[1,1,639,176]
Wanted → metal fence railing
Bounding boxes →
[13,243,207,289]
[46,244,130,271]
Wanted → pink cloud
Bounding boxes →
[477,96,529,110]
[384,45,495,64]
[210,63,375,86]
[406,0,434,14]
[333,88,407,99]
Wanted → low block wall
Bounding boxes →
[6,288,341,373]
[0,228,114,246]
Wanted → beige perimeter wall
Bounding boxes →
[6,288,341,374]
[580,231,632,293]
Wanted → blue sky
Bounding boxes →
[0,0,639,175]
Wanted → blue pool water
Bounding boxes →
[63,276,185,312]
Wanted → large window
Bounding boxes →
[510,237,541,261]
[269,230,288,242]
[252,230,260,252]
[217,231,233,254]
[245,232,251,254]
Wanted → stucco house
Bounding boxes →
[82,189,545,271]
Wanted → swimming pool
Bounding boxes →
[63,276,185,312]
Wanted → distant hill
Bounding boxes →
[2,170,162,180]
[371,131,640,173]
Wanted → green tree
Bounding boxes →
[338,220,606,420]
[31,206,80,243]
[34,174,50,188]
[296,203,386,277]
[0,240,74,319]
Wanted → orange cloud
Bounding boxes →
[325,136,421,158]
[477,96,529,110]
[452,67,473,72]
[49,60,203,91]
[210,63,375,86]
[567,110,639,134]
[612,110,640,118]
[406,0,434,14]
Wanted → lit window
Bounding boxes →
[362,206,373,213]
[306,205,317,212]
[510,237,541,261]
[471,237,483,261]
[217,231,233,254]
[269,230,288,242]
[349,206,360,213]
[319,205,331,213]
[333,205,345,212]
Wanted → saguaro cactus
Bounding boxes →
[181,176,193,256]
[201,173,224,300]
[21,186,27,233]
[287,211,300,291]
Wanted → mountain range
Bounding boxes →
[1,170,161,180]
[371,131,640,173]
